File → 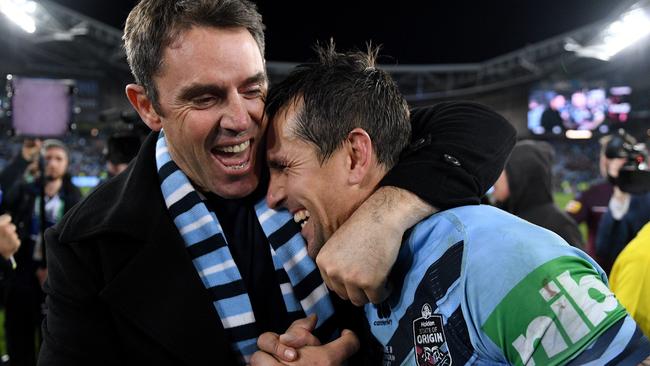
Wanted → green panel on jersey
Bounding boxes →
[482,256,626,366]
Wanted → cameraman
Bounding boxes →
[595,132,650,274]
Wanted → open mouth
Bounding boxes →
[293,209,310,229]
[211,140,252,171]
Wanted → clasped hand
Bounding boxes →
[250,315,359,366]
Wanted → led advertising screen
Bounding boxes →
[528,82,631,137]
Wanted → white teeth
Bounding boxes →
[215,140,250,153]
[293,210,310,226]
[226,161,248,170]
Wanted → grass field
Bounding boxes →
[0,310,5,356]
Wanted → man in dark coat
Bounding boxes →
[493,140,584,248]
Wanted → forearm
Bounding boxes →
[361,186,436,232]
[317,187,436,305]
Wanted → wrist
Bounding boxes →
[371,186,436,230]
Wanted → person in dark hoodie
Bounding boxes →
[492,140,584,248]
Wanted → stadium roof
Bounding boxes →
[0,0,647,105]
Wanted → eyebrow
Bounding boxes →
[177,72,268,102]
[244,72,268,87]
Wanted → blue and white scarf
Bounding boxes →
[155,131,335,364]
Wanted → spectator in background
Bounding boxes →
[2,139,81,366]
[609,222,650,338]
[565,135,615,262]
[492,140,584,248]
[103,133,142,177]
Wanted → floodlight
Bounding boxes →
[601,8,650,59]
[0,0,37,34]
[565,2,650,61]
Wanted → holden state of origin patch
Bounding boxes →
[413,303,452,366]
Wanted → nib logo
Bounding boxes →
[482,257,626,366]
[512,271,618,364]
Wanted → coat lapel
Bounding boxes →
[98,208,235,365]
[91,132,236,365]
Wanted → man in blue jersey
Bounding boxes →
[251,44,650,366]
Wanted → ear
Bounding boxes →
[346,128,374,185]
[125,84,163,131]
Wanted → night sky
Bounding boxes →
[50,0,621,64]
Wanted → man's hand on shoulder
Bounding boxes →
[316,186,435,305]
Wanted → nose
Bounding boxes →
[266,173,286,210]
[220,94,251,134]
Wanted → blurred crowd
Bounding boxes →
[0,135,106,179]
[0,132,141,365]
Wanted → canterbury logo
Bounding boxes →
[512,270,618,365]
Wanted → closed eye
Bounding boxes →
[240,72,267,100]
[243,87,264,99]
[268,160,288,172]
[178,84,226,106]
[192,96,218,108]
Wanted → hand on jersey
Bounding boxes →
[316,187,435,306]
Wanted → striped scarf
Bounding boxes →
[155,131,335,364]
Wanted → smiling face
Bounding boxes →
[129,26,267,198]
[262,43,410,257]
[266,102,360,258]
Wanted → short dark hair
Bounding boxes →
[123,0,265,112]
[42,139,69,160]
[265,42,410,169]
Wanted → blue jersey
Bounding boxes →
[366,205,650,365]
